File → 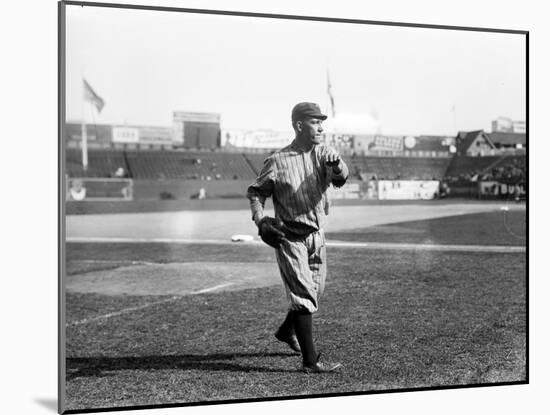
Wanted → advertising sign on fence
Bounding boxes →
[478,181,526,199]
[330,182,361,199]
[377,180,440,200]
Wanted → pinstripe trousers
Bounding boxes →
[275,229,327,313]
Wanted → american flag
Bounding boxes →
[83,78,105,113]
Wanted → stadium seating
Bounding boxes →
[343,156,451,180]
[65,149,525,185]
[243,153,270,175]
[444,155,526,182]
[117,150,257,180]
[66,149,128,178]
[243,154,450,181]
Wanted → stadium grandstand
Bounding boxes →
[445,155,526,183]
[124,150,256,180]
[66,148,128,178]
[64,116,526,203]
[345,156,450,181]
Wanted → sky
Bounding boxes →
[65,4,526,136]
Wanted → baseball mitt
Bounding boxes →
[258,217,286,248]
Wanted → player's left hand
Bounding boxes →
[325,149,342,169]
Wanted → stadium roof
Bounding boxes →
[488,132,526,146]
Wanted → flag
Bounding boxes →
[83,78,105,113]
[327,69,336,118]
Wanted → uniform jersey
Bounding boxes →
[246,139,349,236]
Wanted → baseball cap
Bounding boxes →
[291,102,328,122]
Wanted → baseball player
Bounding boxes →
[246,102,349,373]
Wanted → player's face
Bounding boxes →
[299,117,324,145]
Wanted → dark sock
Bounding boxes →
[278,310,295,335]
[293,311,317,366]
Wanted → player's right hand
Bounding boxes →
[325,149,342,168]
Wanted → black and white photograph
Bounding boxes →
[56,0,530,413]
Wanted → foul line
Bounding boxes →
[193,282,234,294]
[67,236,525,254]
[67,282,234,327]
[67,296,181,327]
[327,241,525,253]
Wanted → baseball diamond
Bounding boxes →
[64,200,526,411]
[63,101,526,410]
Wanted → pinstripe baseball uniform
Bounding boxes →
[247,139,349,313]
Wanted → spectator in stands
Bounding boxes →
[438,182,450,198]
[114,166,126,178]
[69,179,86,201]
[514,185,521,202]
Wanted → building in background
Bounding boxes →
[455,130,497,156]
[172,111,221,149]
[405,135,455,157]
[335,134,453,157]
[65,122,174,149]
[491,117,525,134]
[65,122,113,146]
[65,111,222,150]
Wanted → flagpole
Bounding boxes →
[452,103,457,135]
[81,115,88,171]
[81,80,88,171]
[81,77,104,171]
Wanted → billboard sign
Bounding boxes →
[377,180,439,200]
[372,135,404,151]
[223,129,292,148]
[112,127,140,143]
[329,182,360,200]
[173,111,221,123]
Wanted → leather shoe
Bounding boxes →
[302,361,343,373]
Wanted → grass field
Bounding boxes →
[63,206,526,412]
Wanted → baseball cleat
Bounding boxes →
[274,330,301,352]
[302,361,343,373]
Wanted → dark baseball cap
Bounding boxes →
[291,102,328,122]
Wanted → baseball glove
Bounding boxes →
[258,216,286,248]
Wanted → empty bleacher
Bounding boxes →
[66,149,128,178]
[183,151,256,180]
[69,149,258,180]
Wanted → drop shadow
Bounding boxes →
[34,398,57,412]
[66,351,299,380]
